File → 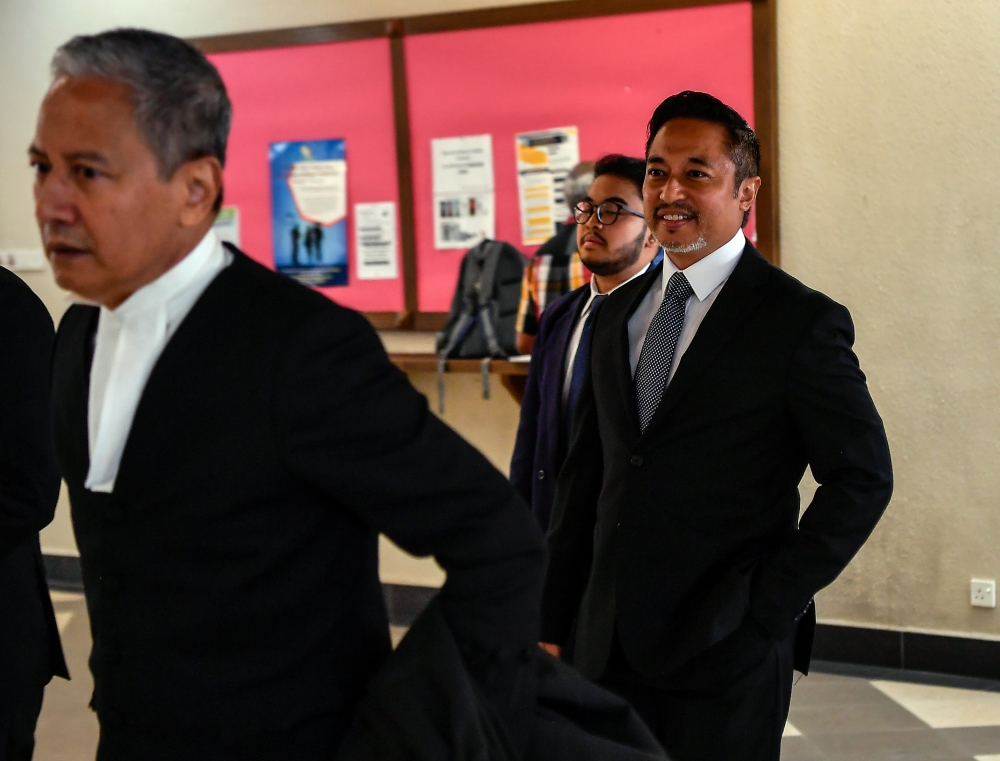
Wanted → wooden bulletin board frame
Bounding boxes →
[192,0,778,332]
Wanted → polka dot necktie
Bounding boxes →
[634,271,694,432]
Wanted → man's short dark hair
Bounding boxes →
[592,154,647,197]
[52,28,231,211]
[645,91,759,226]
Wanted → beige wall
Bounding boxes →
[3,0,1000,637]
[780,1,1000,639]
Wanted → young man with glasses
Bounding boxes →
[511,154,661,532]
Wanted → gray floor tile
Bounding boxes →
[807,728,971,760]
[938,726,1000,756]
[792,674,901,708]
[781,735,829,760]
[790,698,932,735]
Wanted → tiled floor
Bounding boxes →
[783,671,1000,760]
[35,590,1000,760]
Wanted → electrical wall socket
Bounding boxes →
[971,578,996,609]
[0,249,45,272]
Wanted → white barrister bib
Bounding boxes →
[85,230,231,493]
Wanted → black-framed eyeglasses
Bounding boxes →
[573,200,645,225]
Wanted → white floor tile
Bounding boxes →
[50,590,84,603]
[974,755,1000,761]
[55,611,74,633]
[871,679,1000,728]
[782,721,801,737]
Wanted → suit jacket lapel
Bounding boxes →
[111,255,241,496]
[547,288,587,454]
[75,307,99,474]
[641,244,770,434]
[615,261,664,444]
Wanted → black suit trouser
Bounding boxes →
[598,617,794,761]
[96,711,351,761]
[0,655,48,761]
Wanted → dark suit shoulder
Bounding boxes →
[536,284,589,339]
[745,247,849,325]
[211,249,375,344]
[57,302,97,330]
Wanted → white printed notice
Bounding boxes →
[515,126,580,245]
[355,202,398,280]
[431,134,495,249]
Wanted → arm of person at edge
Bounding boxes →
[514,260,539,356]
[749,301,893,638]
[274,306,546,673]
[0,276,61,560]
[537,340,604,656]
[515,332,535,356]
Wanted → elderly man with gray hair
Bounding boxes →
[33,28,545,760]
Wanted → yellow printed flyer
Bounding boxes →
[515,126,580,246]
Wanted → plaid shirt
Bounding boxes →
[515,223,592,337]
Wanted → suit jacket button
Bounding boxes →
[537,470,545,480]
[630,455,643,467]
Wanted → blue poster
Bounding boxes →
[269,139,348,287]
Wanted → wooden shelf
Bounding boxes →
[388,353,529,375]
[389,353,530,403]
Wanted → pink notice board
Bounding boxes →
[209,39,405,313]
[406,2,755,313]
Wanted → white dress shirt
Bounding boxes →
[627,228,746,381]
[562,259,657,405]
[86,230,232,493]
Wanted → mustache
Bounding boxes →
[42,223,91,251]
[580,230,607,245]
[651,202,698,218]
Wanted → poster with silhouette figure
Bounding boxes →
[270,139,348,286]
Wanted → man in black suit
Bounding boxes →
[33,29,544,760]
[0,268,68,761]
[540,91,893,760]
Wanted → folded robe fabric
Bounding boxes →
[337,597,668,761]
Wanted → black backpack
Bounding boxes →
[435,239,526,412]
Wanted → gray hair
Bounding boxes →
[563,161,596,214]
[52,28,232,187]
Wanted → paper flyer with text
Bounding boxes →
[516,126,580,246]
[355,202,398,280]
[431,134,495,249]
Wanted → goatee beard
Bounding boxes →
[582,229,646,276]
[658,235,708,254]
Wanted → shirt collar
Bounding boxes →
[661,228,745,302]
[104,230,221,320]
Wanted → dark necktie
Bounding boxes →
[566,294,608,427]
[634,271,694,432]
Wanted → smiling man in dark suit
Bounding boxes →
[540,91,893,760]
[511,154,661,532]
[33,29,544,760]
